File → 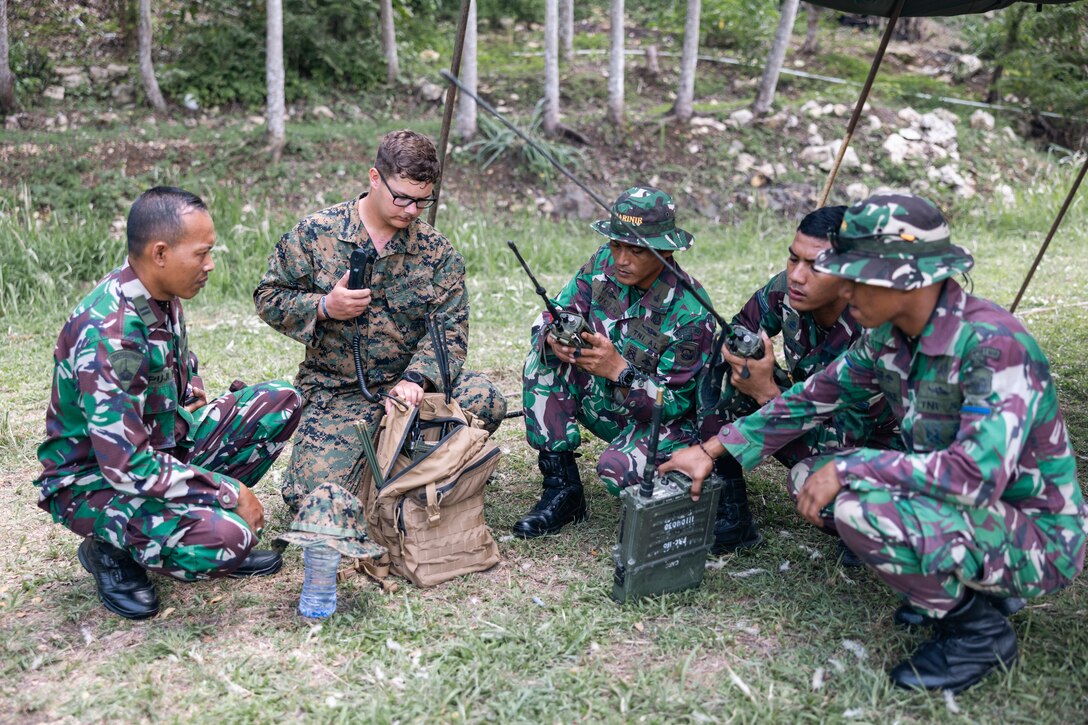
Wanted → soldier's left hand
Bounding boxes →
[386,379,424,414]
[183,387,208,413]
[570,332,626,380]
[723,330,780,405]
[796,463,843,527]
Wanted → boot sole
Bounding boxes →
[77,540,160,621]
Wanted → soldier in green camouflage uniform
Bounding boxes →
[515,186,715,538]
[703,206,900,556]
[35,187,302,620]
[255,130,506,510]
[663,193,1087,693]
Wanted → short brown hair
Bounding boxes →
[374,130,441,184]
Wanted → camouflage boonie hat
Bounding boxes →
[814,193,973,290]
[591,185,694,251]
[276,482,387,560]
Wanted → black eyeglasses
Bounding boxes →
[377,170,437,209]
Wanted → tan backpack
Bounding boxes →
[355,394,502,587]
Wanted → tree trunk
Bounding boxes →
[543,0,559,136]
[380,0,398,84]
[137,0,167,112]
[0,0,15,114]
[800,3,820,55]
[266,0,286,161]
[670,0,700,121]
[645,44,660,77]
[607,0,624,126]
[454,0,477,140]
[559,0,574,63]
[752,0,799,116]
[987,5,1026,105]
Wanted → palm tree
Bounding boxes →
[670,0,700,121]
[752,0,800,116]
[266,0,286,161]
[607,0,624,125]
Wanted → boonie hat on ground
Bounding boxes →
[276,482,387,560]
[814,192,973,290]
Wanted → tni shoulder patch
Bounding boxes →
[107,350,144,393]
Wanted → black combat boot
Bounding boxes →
[894,594,1026,629]
[836,539,864,568]
[890,591,1018,693]
[77,537,160,620]
[229,549,284,578]
[512,451,586,539]
[710,455,762,554]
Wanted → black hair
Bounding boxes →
[127,186,209,256]
[797,205,847,239]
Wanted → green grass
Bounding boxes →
[2,160,1087,721]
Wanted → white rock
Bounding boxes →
[898,127,922,141]
[801,99,824,117]
[182,93,200,111]
[867,115,882,131]
[247,115,265,125]
[96,112,120,124]
[970,110,995,131]
[53,65,81,76]
[786,114,799,129]
[932,108,959,124]
[43,85,65,101]
[920,112,957,145]
[691,116,727,132]
[89,66,109,83]
[61,73,88,89]
[312,105,335,119]
[105,63,129,79]
[418,82,444,102]
[754,162,776,179]
[832,104,849,117]
[882,134,912,165]
[727,139,745,157]
[996,183,1016,206]
[729,108,755,127]
[688,142,701,155]
[846,182,869,201]
[821,103,835,116]
[735,153,756,173]
[956,54,983,76]
[419,49,440,63]
[1001,126,1018,143]
[774,162,787,177]
[897,107,921,124]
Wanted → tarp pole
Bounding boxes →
[1010,152,1088,313]
[427,0,473,228]
[817,0,906,207]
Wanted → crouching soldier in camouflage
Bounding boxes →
[663,193,1087,693]
[35,187,303,620]
[704,205,900,557]
[255,130,506,509]
[515,186,714,538]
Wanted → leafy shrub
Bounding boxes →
[463,100,584,183]
[161,0,388,108]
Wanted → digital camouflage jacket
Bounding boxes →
[36,261,241,510]
[254,195,467,404]
[720,279,1086,577]
[539,243,715,426]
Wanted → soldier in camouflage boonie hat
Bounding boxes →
[591,185,694,251]
[814,193,973,290]
[276,482,387,560]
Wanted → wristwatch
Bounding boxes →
[614,364,638,388]
[403,371,426,388]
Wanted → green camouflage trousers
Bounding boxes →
[523,350,699,495]
[282,371,506,509]
[790,454,1086,618]
[43,382,301,581]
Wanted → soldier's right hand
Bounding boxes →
[723,330,780,405]
[236,484,266,535]
[325,270,372,319]
[658,443,716,501]
[546,331,580,365]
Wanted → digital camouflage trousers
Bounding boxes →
[523,349,699,495]
[789,453,1086,618]
[43,381,302,581]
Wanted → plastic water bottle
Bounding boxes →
[298,545,341,618]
